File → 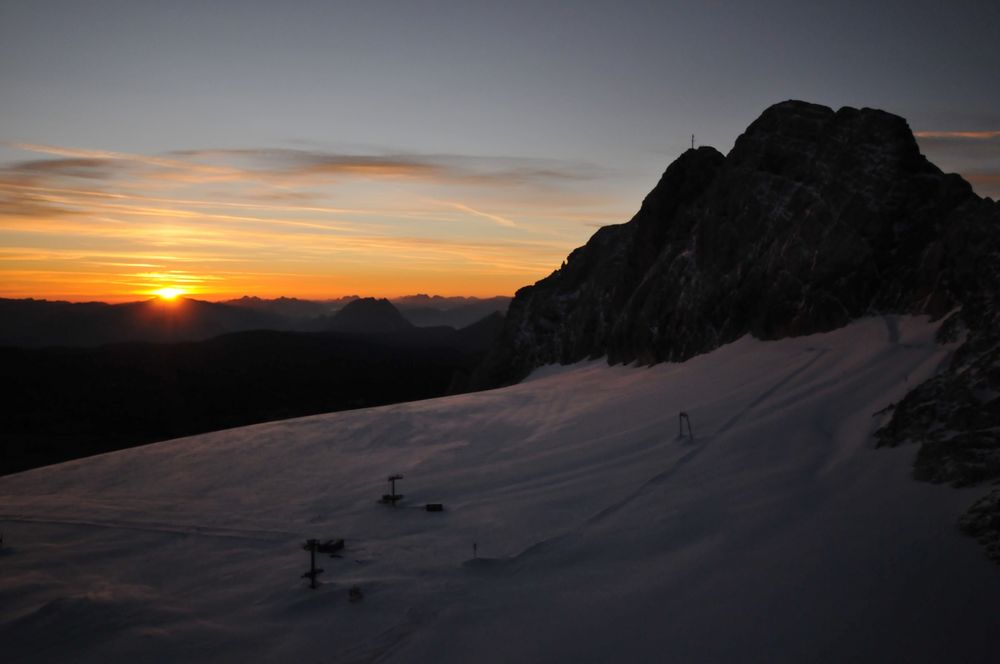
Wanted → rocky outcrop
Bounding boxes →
[876,309,1000,485]
[473,99,1000,561]
[475,100,990,387]
[960,490,1000,563]
[476,144,725,386]
[875,281,1000,563]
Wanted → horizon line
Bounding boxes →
[0,292,515,305]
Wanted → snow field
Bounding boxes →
[2,315,998,662]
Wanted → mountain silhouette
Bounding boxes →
[393,296,510,328]
[475,100,999,387]
[325,297,414,334]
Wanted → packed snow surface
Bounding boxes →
[2,316,999,662]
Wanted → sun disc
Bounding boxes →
[154,287,184,300]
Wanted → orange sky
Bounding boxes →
[0,142,633,302]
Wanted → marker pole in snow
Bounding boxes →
[379,474,405,505]
[302,539,324,589]
[679,412,693,440]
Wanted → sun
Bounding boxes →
[153,287,186,300]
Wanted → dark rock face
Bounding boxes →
[876,310,1000,487]
[474,99,1000,561]
[960,491,1000,563]
[475,100,988,387]
[876,304,1000,561]
[477,145,726,386]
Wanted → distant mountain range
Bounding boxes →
[389,296,512,328]
[222,294,511,329]
[0,295,510,348]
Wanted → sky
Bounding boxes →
[1,0,998,302]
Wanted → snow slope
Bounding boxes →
[2,316,998,663]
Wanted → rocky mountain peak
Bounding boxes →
[733,100,922,169]
[474,100,996,388]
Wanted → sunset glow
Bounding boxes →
[153,287,185,300]
[0,142,631,302]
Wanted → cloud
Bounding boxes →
[0,141,609,229]
[10,142,236,176]
[966,172,1000,185]
[0,171,84,220]
[914,130,1000,140]
[169,147,601,187]
[913,132,1000,160]
[436,201,518,228]
[914,129,1000,199]
[2,143,603,201]
[964,172,1000,198]
[14,157,119,179]
[0,141,617,300]
[171,147,446,180]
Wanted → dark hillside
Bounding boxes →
[1,323,494,475]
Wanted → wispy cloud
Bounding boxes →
[172,147,446,180]
[0,141,616,300]
[914,130,1000,140]
[436,201,519,228]
[1,142,604,212]
[966,173,1000,185]
[167,147,603,187]
[11,142,238,177]
[964,172,1000,199]
[914,129,1000,200]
